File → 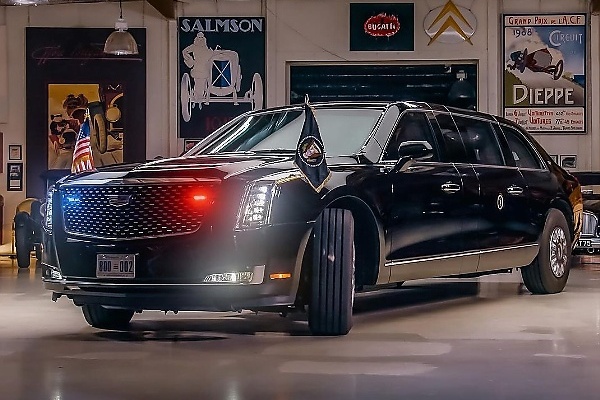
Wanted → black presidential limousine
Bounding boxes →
[42,102,582,336]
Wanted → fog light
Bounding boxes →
[204,271,254,283]
[203,265,265,284]
[46,265,63,280]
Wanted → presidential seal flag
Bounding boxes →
[294,99,331,192]
[71,110,96,174]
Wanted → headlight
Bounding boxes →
[235,181,276,230]
[43,186,55,231]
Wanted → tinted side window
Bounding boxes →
[453,116,504,166]
[501,126,542,169]
[383,112,436,161]
[434,113,469,163]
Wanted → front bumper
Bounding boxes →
[43,275,297,311]
[42,221,312,311]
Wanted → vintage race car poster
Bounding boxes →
[178,17,265,139]
[503,14,586,133]
[47,84,125,170]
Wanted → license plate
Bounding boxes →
[96,254,135,278]
[577,239,592,248]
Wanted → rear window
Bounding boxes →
[501,126,543,169]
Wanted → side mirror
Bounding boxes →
[391,141,433,173]
[397,141,433,159]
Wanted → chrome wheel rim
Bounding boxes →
[549,226,568,278]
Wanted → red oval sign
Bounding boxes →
[363,13,400,37]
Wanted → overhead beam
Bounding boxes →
[146,0,175,20]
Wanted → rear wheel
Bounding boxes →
[521,209,571,294]
[82,304,134,330]
[308,208,354,336]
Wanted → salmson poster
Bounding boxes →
[503,14,586,133]
[178,17,265,139]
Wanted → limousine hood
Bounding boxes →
[58,153,360,186]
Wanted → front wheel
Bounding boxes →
[308,208,354,336]
[82,304,134,330]
[14,212,33,268]
[521,209,571,294]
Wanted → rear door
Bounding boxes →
[498,124,556,242]
[452,115,530,255]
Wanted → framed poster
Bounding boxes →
[178,17,265,139]
[503,14,586,133]
[7,162,23,191]
[26,27,146,198]
[47,83,125,170]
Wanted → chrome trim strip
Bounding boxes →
[385,243,538,267]
[63,228,202,242]
[61,177,222,186]
[45,266,266,287]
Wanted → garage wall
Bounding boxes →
[0,0,596,245]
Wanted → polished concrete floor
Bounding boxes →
[0,257,599,400]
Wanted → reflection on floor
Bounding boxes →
[0,255,599,399]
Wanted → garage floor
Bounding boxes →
[1,257,599,400]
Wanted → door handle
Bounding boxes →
[441,182,461,194]
[507,185,524,195]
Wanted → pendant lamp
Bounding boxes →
[104,0,139,55]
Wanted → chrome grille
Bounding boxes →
[61,185,213,239]
[581,211,598,237]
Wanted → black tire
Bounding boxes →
[15,223,32,269]
[521,209,571,294]
[308,208,354,336]
[82,304,134,330]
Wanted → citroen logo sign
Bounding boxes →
[107,194,132,207]
[424,0,477,45]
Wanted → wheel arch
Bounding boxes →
[324,195,383,288]
[548,198,574,241]
[294,192,383,306]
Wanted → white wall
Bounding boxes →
[0,0,596,244]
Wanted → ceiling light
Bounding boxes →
[104,0,138,55]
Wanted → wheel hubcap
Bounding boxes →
[549,226,568,278]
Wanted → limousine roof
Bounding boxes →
[248,101,527,134]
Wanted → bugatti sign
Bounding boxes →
[364,13,400,37]
[350,3,414,51]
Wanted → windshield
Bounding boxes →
[187,108,383,156]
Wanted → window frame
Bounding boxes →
[451,114,506,167]
[379,110,441,163]
[496,123,548,171]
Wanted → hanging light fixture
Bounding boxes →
[104,0,139,55]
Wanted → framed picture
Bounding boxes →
[7,162,23,191]
[559,155,577,169]
[9,144,22,160]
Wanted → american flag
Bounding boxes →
[71,110,96,174]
